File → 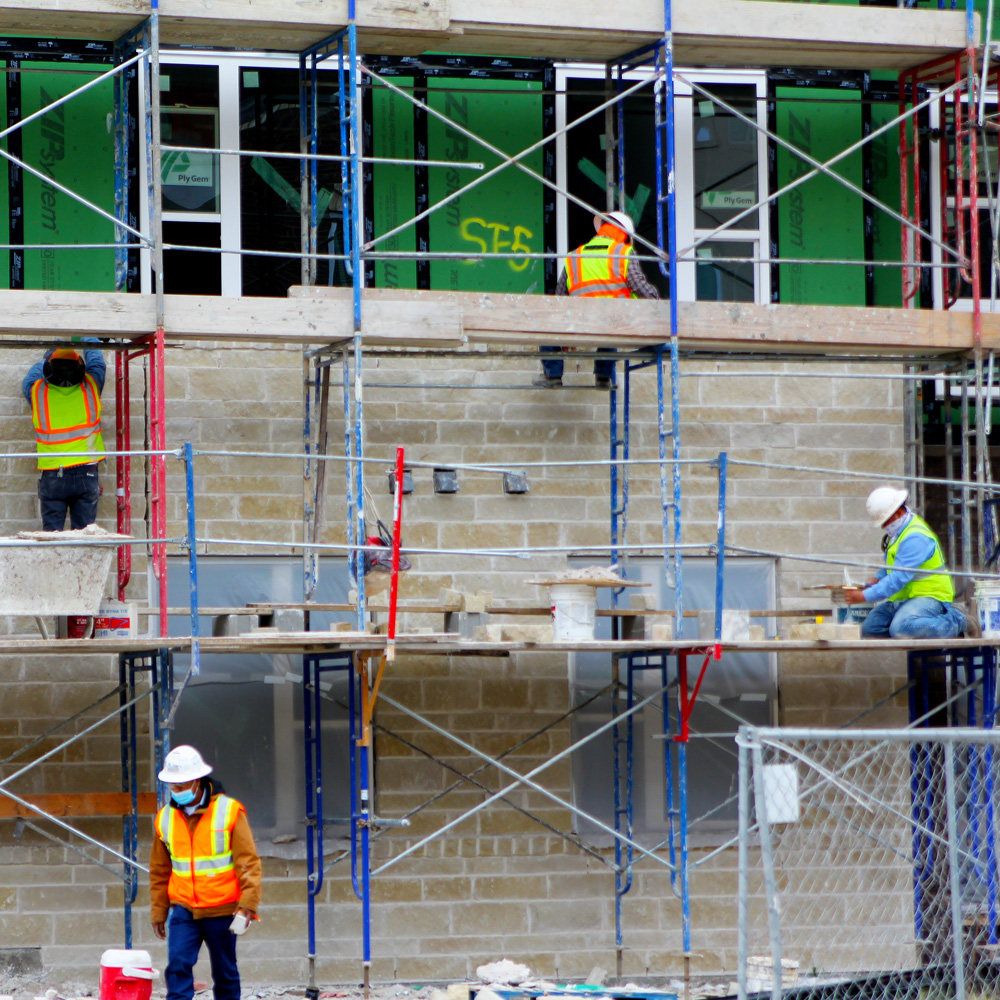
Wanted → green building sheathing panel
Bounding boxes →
[776,87,864,305]
[21,64,115,291]
[426,78,544,293]
[0,76,8,288]
[371,80,417,290]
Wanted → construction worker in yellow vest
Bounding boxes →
[150,745,262,1000]
[21,340,106,530]
[535,210,660,389]
[844,485,978,639]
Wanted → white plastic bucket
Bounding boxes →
[975,580,1000,637]
[550,583,597,640]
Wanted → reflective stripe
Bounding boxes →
[565,236,633,299]
[193,856,236,874]
[568,280,628,296]
[886,514,954,603]
[30,374,104,469]
[212,796,239,854]
[156,794,243,908]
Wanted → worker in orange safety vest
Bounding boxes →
[150,745,262,1000]
[21,340,106,530]
[534,210,660,389]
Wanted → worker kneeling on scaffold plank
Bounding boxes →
[844,485,979,640]
[150,746,262,1000]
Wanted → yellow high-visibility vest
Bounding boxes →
[29,375,104,470]
[886,514,954,603]
[154,795,243,910]
[565,235,635,299]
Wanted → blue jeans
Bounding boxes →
[541,345,616,380]
[37,463,99,530]
[166,905,240,1000]
[860,596,967,640]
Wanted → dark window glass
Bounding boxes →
[565,78,668,297]
[239,67,347,297]
[693,84,758,231]
[696,241,755,302]
[160,65,220,213]
[162,220,220,295]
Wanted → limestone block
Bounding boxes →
[500,623,554,642]
[473,624,504,642]
[697,609,750,641]
[439,588,462,608]
[749,624,766,640]
[619,612,649,641]
[330,622,354,633]
[649,621,674,642]
[629,592,656,611]
[464,590,492,613]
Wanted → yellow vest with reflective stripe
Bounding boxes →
[565,236,635,299]
[29,374,104,470]
[886,513,954,603]
[155,794,243,909]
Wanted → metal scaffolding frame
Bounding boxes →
[2,0,1000,989]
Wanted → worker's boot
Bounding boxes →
[532,374,563,388]
[958,602,982,638]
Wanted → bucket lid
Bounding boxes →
[101,950,152,968]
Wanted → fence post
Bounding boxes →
[944,741,967,1000]
[737,732,749,1000]
[750,736,783,1000]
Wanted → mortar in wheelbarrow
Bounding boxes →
[0,525,130,616]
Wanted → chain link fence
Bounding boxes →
[738,726,1000,1000]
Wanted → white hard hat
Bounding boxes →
[158,745,212,784]
[866,486,908,528]
[595,210,635,239]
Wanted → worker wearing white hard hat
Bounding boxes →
[844,486,977,639]
[535,209,660,389]
[150,746,262,1000]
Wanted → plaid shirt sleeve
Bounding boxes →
[627,258,661,299]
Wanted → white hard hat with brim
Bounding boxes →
[158,745,213,783]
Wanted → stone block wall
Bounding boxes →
[0,340,915,984]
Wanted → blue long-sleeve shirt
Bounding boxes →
[862,512,939,603]
[22,339,106,403]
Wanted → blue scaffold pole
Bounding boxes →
[302,655,320,999]
[714,452,728,641]
[183,443,200,679]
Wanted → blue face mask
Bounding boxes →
[172,786,198,806]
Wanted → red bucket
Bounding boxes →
[99,949,156,1000]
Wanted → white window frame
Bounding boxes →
[140,50,319,298]
[928,87,998,313]
[554,64,769,304]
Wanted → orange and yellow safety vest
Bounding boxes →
[565,235,635,299]
[154,795,243,910]
[29,375,104,471]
